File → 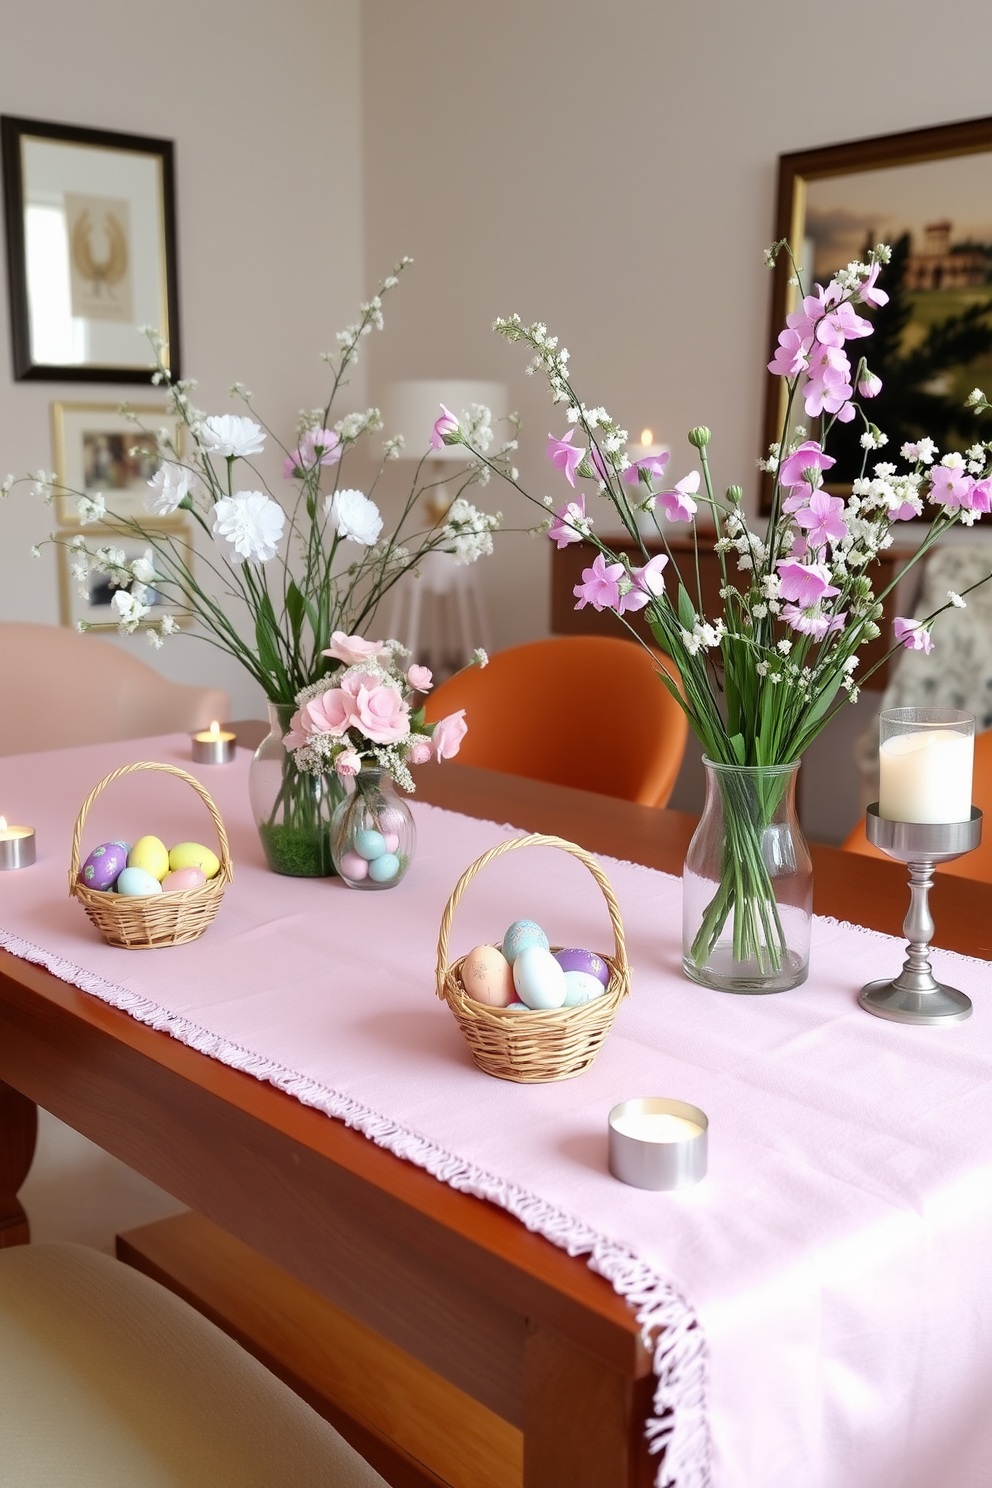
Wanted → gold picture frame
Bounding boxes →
[52,400,184,527]
[56,526,194,633]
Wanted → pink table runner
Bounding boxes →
[2,735,991,1488]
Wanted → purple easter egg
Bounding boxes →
[79,841,128,892]
[553,947,610,986]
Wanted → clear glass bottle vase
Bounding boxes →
[248,702,344,877]
[330,767,415,890]
[682,758,812,993]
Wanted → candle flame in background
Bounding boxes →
[0,817,6,832]
[208,721,220,737]
[640,428,653,447]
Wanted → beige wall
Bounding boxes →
[0,0,365,719]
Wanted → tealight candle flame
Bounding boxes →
[209,720,220,737]
[640,428,653,448]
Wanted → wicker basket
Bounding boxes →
[69,762,233,949]
[436,833,631,1083]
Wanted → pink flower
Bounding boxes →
[323,632,386,666]
[858,371,882,399]
[794,490,847,549]
[548,495,588,548]
[619,553,669,613]
[781,604,846,640]
[815,301,873,347]
[430,404,460,450]
[803,344,854,420]
[777,558,840,608]
[282,428,341,479]
[407,736,433,765]
[779,440,835,490]
[786,288,831,344]
[282,710,310,752]
[547,430,585,487]
[894,618,934,654]
[573,552,625,611]
[335,749,362,778]
[432,710,467,760]
[348,678,410,744]
[305,688,357,737]
[623,452,670,485]
[964,478,992,514]
[929,464,974,511]
[589,445,610,482]
[857,262,889,309]
[407,664,433,691]
[657,471,700,522]
[768,327,810,379]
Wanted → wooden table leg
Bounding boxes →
[0,1079,37,1248]
[523,1320,655,1488]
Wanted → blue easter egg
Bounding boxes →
[562,970,607,1007]
[116,866,164,898]
[368,852,400,882]
[501,919,550,965]
[354,829,387,861]
[512,946,566,1009]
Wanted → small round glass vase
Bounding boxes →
[682,758,812,994]
[249,702,344,877]
[330,768,416,890]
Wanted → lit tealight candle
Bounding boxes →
[191,720,237,765]
[878,708,974,824]
[0,815,37,870]
[608,1097,708,1190]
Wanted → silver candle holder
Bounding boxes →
[608,1097,708,1190]
[859,803,983,1026]
[191,723,236,765]
[0,824,36,870]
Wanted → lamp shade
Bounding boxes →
[382,380,509,462]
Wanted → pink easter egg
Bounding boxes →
[340,851,369,881]
[161,866,207,892]
[383,832,400,854]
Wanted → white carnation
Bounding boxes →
[199,414,266,459]
[212,491,286,563]
[112,589,150,632]
[326,488,383,546]
[147,461,195,514]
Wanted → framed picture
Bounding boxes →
[52,401,184,527]
[762,115,992,507]
[56,528,193,633]
[1,115,180,382]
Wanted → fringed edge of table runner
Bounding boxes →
[0,922,711,1488]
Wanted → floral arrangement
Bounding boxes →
[284,629,476,792]
[436,242,992,976]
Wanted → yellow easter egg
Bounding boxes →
[128,835,170,881]
[169,841,221,879]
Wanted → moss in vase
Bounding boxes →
[257,821,338,878]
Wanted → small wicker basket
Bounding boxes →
[69,761,233,949]
[436,833,631,1083]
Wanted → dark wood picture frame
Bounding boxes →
[1,115,181,383]
[761,115,992,510]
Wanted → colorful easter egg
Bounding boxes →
[368,852,400,882]
[562,969,607,1007]
[339,851,369,881]
[501,919,550,965]
[383,832,400,854]
[79,841,128,892]
[116,866,164,897]
[512,945,566,1009]
[161,866,207,893]
[461,944,515,1007]
[354,829,387,861]
[553,948,610,986]
[168,841,220,879]
[128,836,170,881]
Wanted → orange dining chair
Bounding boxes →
[424,635,688,806]
[0,623,229,756]
[842,727,992,883]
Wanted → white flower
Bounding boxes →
[131,552,159,585]
[948,590,967,608]
[160,614,180,635]
[1,474,14,497]
[199,414,265,459]
[966,388,986,407]
[212,491,286,563]
[147,461,195,514]
[472,648,489,668]
[441,498,500,564]
[77,494,106,524]
[326,488,383,546]
[112,590,150,632]
[146,629,164,649]
[30,544,41,558]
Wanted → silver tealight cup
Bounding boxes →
[191,722,237,765]
[0,823,36,870]
[608,1098,708,1190]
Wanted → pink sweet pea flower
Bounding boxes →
[794,490,848,549]
[430,404,460,450]
[657,471,700,522]
[815,302,873,347]
[777,558,840,608]
[547,429,585,487]
[768,327,810,379]
[786,287,832,344]
[964,478,992,514]
[894,617,934,654]
[548,495,588,548]
[781,604,847,640]
[929,464,974,510]
[407,736,433,765]
[619,553,669,613]
[282,709,310,752]
[305,688,358,737]
[324,632,387,667]
[334,749,362,778]
[623,452,670,485]
[573,552,625,611]
[353,681,410,744]
[432,710,467,760]
[858,371,882,399]
[779,440,836,490]
[857,262,890,309]
[803,344,854,420]
[282,428,341,479]
[407,664,433,692]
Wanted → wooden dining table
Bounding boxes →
[2,739,991,1488]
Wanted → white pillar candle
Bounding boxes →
[610,1111,702,1143]
[878,729,974,823]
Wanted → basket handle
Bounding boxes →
[69,761,233,894]
[435,833,628,999]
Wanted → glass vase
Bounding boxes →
[330,767,416,890]
[249,702,344,877]
[682,759,812,993]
